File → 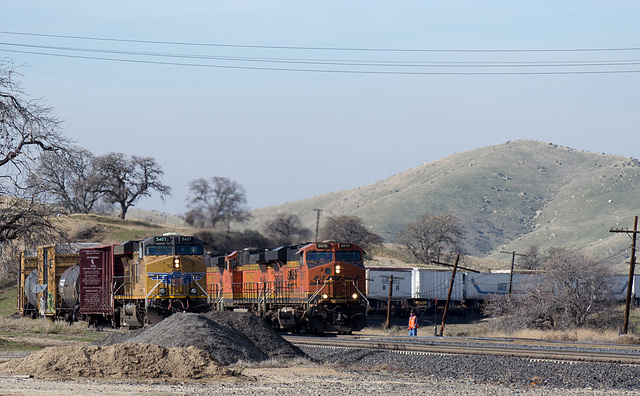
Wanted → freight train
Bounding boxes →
[206,241,368,334]
[18,234,209,327]
[365,267,639,313]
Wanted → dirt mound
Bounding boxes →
[96,311,306,365]
[0,343,227,380]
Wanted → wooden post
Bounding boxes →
[385,275,393,329]
[610,216,638,334]
[501,251,526,295]
[440,254,460,337]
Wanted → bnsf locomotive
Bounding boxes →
[207,241,368,334]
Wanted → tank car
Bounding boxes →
[79,234,209,327]
[207,241,368,334]
[17,243,100,320]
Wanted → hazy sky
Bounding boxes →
[2,2,639,215]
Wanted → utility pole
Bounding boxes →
[439,254,460,337]
[380,275,403,329]
[313,209,322,242]
[500,250,527,295]
[610,215,638,335]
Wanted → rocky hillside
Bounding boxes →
[238,140,640,269]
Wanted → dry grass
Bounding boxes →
[0,316,93,336]
[361,315,640,345]
[484,328,640,344]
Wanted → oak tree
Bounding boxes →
[29,146,107,214]
[397,213,463,265]
[319,215,383,250]
[0,58,70,277]
[185,177,250,230]
[263,213,312,245]
[93,153,171,220]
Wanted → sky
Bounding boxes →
[2,2,639,215]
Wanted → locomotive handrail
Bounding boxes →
[194,280,209,301]
[209,282,223,305]
[260,285,277,304]
[307,281,328,306]
[351,279,370,314]
[144,280,164,308]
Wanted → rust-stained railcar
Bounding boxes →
[17,243,99,320]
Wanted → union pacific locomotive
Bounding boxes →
[79,234,210,326]
[207,241,368,334]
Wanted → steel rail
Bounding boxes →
[283,335,640,364]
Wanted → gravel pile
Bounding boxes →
[95,311,305,365]
[300,345,640,392]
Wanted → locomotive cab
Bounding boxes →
[141,235,209,324]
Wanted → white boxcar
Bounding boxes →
[465,272,541,300]
[365,267,413,301]
[609,274,638,301]
[411,268,465,301]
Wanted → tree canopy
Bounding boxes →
[0,58,69,277]
[319,214,383,250]
[396,213,463,265]
[484,248,616,331]
[185,176,250,230]
[93,153,171,220]
[263,213,312,246]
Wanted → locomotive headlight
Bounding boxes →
[160,288,167,295]
[190,287,197,294]
[352,293,359,300]
[335,265,341,270]
[322,293,329,299]
[173,257,180,269]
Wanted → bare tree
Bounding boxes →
[396,213,463,265]
[263,213,312,245]
[0,58,70,278]
[185,177,250,230]
[320,215,383,250]
[28,146,107,214]
[93,153,171,220]
[519,245,542,270]
[484,248,615,331]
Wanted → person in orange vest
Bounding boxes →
[408,310,418,336]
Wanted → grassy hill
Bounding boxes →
[236,140,640,271]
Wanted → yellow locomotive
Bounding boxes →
[78,234,209,327]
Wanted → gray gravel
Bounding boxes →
[95,311,305,365]
[300,345,640,392]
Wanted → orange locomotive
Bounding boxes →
[207,241,368,333]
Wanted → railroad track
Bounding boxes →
[283,335,640,364]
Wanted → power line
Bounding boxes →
[1,30,640,53]
[3,41,640,69]
[4,48,639,75]
[1,30,639,75]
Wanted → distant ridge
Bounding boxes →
[239,140,640,269]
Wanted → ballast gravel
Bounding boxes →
[300,344,640,393]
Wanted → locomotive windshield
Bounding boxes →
[176,245,204,255]
[306,251,333,264]
[146,245,173,256]
[335,251,362,262]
